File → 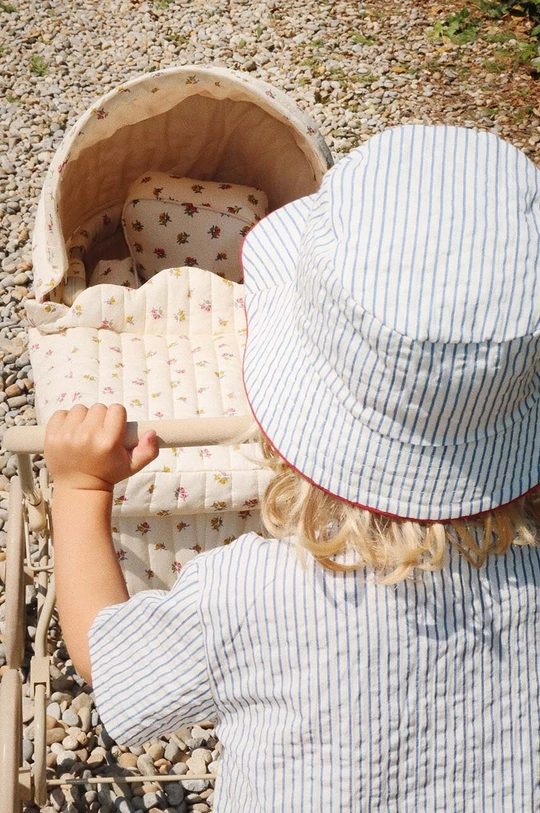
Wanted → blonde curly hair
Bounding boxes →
[259,436,540,584]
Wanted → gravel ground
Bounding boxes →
[0,0,539,811]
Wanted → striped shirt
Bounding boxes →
[89,533,540,812]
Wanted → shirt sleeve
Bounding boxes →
[88,557,216,746]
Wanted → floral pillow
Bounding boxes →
[122,173,269,283]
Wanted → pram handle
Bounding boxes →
[2,416,256,455]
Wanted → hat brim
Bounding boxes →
[242,199,540,521]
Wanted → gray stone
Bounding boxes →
[181,780,209,793]
[71,691,93,711]
[164,782,185,805]
[136,753,155,776]
[46,701,61,720]
[22,738,34,762]
[56,750,78,769]
[50,787,66,811]
[164,741,181,763]
[142,791,164,809]
[169,762,188,776]
[62,708,80,727]
[114,799,134,813]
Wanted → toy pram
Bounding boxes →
[0,65,332,811]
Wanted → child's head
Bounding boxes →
[241,125,540,579]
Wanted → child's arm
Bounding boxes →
[44,403,159,685]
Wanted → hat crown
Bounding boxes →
[291,126,540,448]
[307,125,540,345]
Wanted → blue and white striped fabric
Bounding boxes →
[89,533,540,812]
[242,125,540,520]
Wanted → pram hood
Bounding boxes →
[32,64,333,304]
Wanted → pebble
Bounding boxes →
[137,753,156,776]
[62,708,80,727]
[22,738,34,762]
[87,746,107,767]
[169,762,188,776]
[46,702,62,721]
[50,788,66,811]
[22,698,34,723]
[182,780,209,793]
[56,749,78,769]
[118,752,139,770]
[47,728,67,746]
[71,691,93,712]
[142,791,164,809]
[78,705,92,732]
[3,1,540,811]
[164,783,185,805]
[164,741,182,764]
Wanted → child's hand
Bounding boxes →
[44,403,159,493]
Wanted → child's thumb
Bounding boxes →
[130,430,159,473]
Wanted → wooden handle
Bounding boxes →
[2,415,255,455]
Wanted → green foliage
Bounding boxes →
[477,1,540,38]
[477,0,540,27]
[164,32,189,45]
[350,33,375,46]
[432,8,481,43]
[354,73,379,83]
[29,55,48,76]
[0,1,16,10]
[432,2,540,69]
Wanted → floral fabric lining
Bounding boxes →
[28,266,271,593]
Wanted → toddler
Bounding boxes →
[45,125,540,812]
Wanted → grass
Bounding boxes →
[0,1,16,11]
[301,56,320,68]
[484,29,515,42]
[164,32,189,45]
[353,73,379,84]
[482,58,508,69]
[350,33,375,46]
[29,55,48,76]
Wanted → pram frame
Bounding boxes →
[1,416,253,812]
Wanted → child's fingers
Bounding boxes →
[44,409,69,460]
[102,403,128,444]
[130,430,159,474]
[45,408,69,434]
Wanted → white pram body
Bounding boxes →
[27,65,332,592]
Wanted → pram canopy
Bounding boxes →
[32,64,333,306]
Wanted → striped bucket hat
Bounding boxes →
[242,125,540,521]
